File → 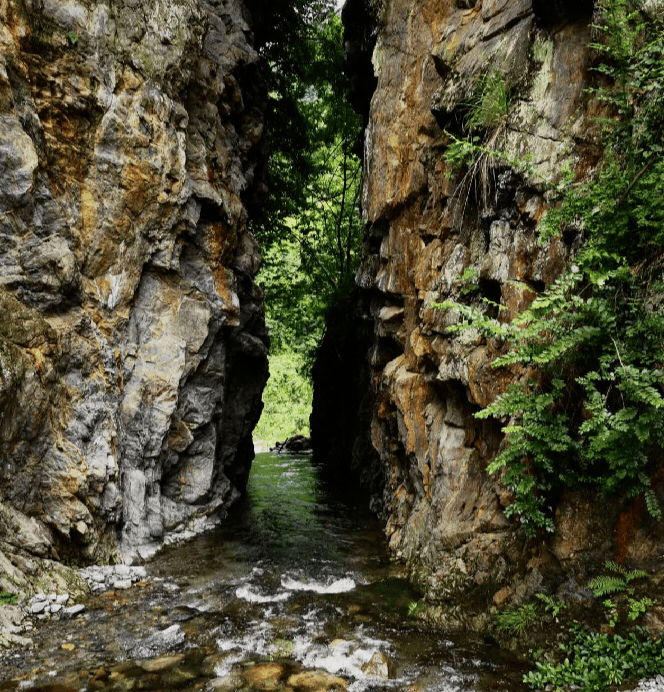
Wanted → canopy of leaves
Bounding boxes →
[248,5,363,357]
[244,1,364,441]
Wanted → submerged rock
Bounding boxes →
[244,663,285,689]
[128,624,186,659]
[360,651,392,679]
[287,670,349,692]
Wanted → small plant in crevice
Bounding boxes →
[588,560,648,598]
[456,266,480,297]
[535,593,566,619]
[494,593,566,638]
[602,598,620,629]
[627,596,655,622]
[0,591,18,605]
[494,602,539,635]
[444,68,518,217]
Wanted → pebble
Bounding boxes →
[61,604,86,619]
[30,601,47,615]
[634,674,664,691]
[78,564,148,593]
[6,563,150,650]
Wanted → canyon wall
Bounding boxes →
[0,0,268,571]
[341,0,664,625]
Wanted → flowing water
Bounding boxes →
[0,452,527,691]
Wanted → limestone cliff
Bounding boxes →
[341,0,664,623]
[0,0,268,566]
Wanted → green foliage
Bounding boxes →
[589,576,631,598]
[588,561,648,598]
[253,352,313,446]
[455,266,480,297]
[603,598,620,629]
[260,239,324,356]
[523,563,658,689]
[245,0,338,239]
[495,602,539,635]
[541,0,664,254]
[442,267,664,536]
[247,5,363,442]
[436,0,664,536]
[249,5,362,260]
[535,593,566,619]
[585,562,654,629]
[0,591,17,605]
[66,32,78,46]
[523,624,664,691]
[628,596,655,621]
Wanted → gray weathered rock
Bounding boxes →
[128,624,186,659]
[61,604,86,620]
[0,0,268,562]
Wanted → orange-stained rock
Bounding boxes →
[343,0,617,608]
[0,0,268,563]
[287,669,348,692]
[244,663,286,690]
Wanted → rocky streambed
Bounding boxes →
[0,453,528,692]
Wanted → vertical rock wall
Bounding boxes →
[343,0,662,620]
[0,0,268,563]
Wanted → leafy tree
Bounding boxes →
[244,2,364,440]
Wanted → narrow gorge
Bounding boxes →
[1,0,664,682]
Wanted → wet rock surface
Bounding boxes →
[0,0,268,563]
[270,436,313,454]
[79,564,148,593]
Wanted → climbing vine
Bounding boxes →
[438,0,664,536]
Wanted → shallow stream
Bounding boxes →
[0,452,528,691]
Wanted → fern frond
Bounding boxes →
[603,560,648,583]
[604,560,626,575]
[588,575,628,597]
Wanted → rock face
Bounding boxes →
[338,0,664,618]
[309,295,382,506]
[0,0,268,563]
